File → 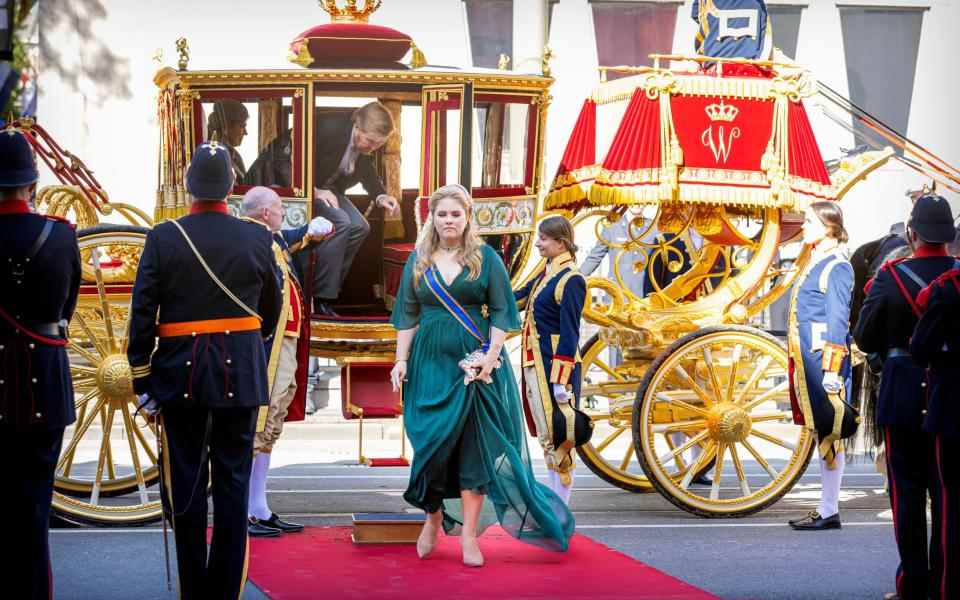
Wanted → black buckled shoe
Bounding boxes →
[262,512,304,533]
[788,510,817,526]
[789,511,841,530]
[248,516,282,537]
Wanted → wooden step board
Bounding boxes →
[351,513,425,544]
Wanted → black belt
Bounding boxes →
[23,321,62,338]
[887,347,911,359]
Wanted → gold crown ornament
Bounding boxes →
[320,0,382,23]
[704,100,739,123]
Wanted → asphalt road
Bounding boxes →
[50,442,900,600]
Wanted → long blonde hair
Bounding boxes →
[413,184,484,283]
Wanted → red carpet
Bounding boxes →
[245,526,718,600]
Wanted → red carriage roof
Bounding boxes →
[545,67,835,213]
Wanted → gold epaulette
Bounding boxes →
[554,270,585,304]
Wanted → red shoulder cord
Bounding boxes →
[885,264,923,319]
[0,305,67,347]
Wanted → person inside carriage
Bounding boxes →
[301,101,400,317]
[206,99,250,183]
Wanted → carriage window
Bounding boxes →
[197,92,302,196]
[472,99,530,190]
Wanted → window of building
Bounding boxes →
[591,1,679,77]
[839,7,925,147]
[767,4,803,60]
[464,0,513,69]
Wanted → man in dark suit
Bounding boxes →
[0,128,81,599]
[854,194,957,600]
[305,101,399,316]
[127,142,282,599]
[912,257,960,600]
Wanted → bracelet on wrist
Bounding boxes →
[395,358,407,363]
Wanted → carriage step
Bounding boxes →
[365,457,410,467]
[351,512,424,544]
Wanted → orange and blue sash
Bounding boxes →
[424,265,490,353]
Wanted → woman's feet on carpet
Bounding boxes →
[461,536,484,567]
[416,515,441,559]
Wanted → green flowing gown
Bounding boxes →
[391,245,575,552]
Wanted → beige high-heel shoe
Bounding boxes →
[416,521,439,559]
[461,537,484,567]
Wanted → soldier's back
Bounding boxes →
[0,211,81,429]
[128,210,281,408]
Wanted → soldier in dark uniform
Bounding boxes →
[127,142,282,599]
[853,194,957,600]
[0,129,81,599]
[912,258,960,600]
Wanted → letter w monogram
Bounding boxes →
[700,126,742,164]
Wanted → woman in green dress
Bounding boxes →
[390,184,575,567]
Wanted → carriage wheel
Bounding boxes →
[51,224,163,526]
[575,334,653,492]
[633,326,814,517]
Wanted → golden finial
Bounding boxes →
[320,0,382,23]
[175,37,190,71]
[290,41,314,68]
[409,41,427,69]
[541,46,554,78]
[498,54,511,70]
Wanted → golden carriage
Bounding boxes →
[15,1,936,526]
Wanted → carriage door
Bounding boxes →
[419,84,474,225]
[470,92,541,280]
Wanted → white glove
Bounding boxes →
[137,394,160,417]
[553,384,570,402]
[822,372,842,394]
[307,216,334,239]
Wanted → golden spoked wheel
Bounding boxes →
[576,334,653,492]
[633,326,814,517]
[52,224,163,526]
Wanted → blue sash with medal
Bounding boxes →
[424,265,490,354]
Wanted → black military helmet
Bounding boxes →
[185,141,235,200]
[909,194,956,244]
[0,128,39,188]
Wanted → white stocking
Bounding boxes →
[248,451,272,520]
[817,451,845,518]
[548,468,574,505]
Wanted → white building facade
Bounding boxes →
[38,0,959,246]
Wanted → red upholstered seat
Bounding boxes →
[383,243,415,302]
[342,362,401,420]
[289,22,412,68]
